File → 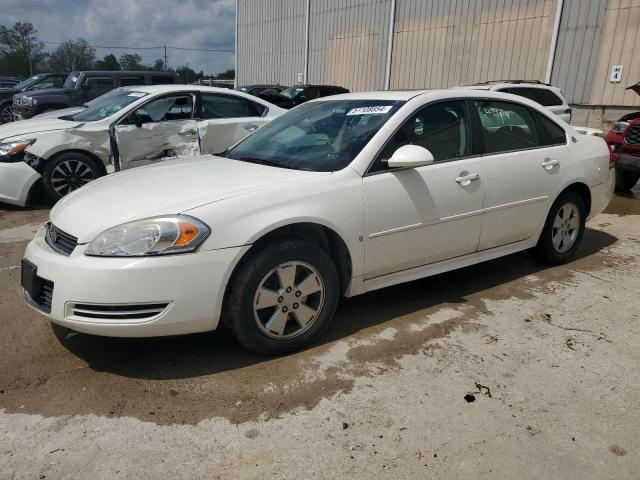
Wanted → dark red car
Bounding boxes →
[606,82,640,190]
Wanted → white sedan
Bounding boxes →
[0,85,284,206]
[22,90,614,355]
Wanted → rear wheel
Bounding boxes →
[0,102,14,124]
[534,190,586,265]
[615,168,639,191]
[224,239,339,355]
[42,152,103,203]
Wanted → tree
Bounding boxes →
[118,53,145,71]
[94,53,120,71]
[216,68,235,80]
[152,58,165,71]
[175,65,202,83]
[0,22,46,77]
[48,38,96,72]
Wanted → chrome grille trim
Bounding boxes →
[45,223,78,256]
[67,302,170,321]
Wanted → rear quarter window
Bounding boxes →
[534,89,564,106]
[532,110,567,145]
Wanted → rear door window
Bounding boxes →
[534,89,564,106]
[474,100,540,153]
[200,93,266,119]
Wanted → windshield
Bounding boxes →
[70,89,148,122]
[280,86,305,99]
[13,75,43,91]
[63,73,79,89]
[226,100,404,172]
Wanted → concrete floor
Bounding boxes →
[0,192,639,479]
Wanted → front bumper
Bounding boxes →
[613,152,640,174]
[11,104,37,119]
[0,161,41,206]
[23,227,247,337]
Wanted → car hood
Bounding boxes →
[16,87,70,98]
[51,156,331,243]
[32,106,86,119]
[0,118,81,141]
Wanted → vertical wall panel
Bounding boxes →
[389,0,555,89]
[236,0,306,86]
[551,0,607,104]
[589,0,640,106]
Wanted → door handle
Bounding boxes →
[542,158,559,170]
[244,124,259,132]
[179,129,197,136]
[455,173,480,185]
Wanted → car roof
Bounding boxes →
[121,85,244,94]
[309,90,432,101]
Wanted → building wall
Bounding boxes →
[550,0,607,104]
[589,0,640,107]
[236,0,307,86]
[390,0,555,89]
[308,0,392,91]
[236,0,640,117]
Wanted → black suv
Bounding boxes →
[0,73,68,123]
[12,70,180,120]
[258,84,349,109]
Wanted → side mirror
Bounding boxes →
[386,145,434,168]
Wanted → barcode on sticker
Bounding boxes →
[346,106,392,116]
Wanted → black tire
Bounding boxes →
[42,152,103,203]
[615,168,639,191]
[0,102,14,124]
[224,239,340,355]
[534,190,586,265]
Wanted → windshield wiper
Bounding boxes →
[234,156,300,170]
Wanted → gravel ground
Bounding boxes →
[0,191,639,479]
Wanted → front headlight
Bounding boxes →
[611,121,630,133]
[85,215,210,257]
[0,139,36,160]
[21,96,35,106]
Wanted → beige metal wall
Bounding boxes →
[390,0,556,89]
[589,0,640,106]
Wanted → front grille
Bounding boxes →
[45,223,78,256]
[624,124,640,145]
[68,303,170,321]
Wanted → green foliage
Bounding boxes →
[94,54,121,71]
[118,53,145,71]
[0,22,46,76]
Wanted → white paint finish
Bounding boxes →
[478,145,565,250]
[0,85,284,206]
[197,117,269,155]
[363,157,485,278]
[115,120,201,169]
[23,90,614,338]
[0,161,41,206]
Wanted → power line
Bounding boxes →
[41,41,233,53]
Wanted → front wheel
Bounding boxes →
[615,168,639,191]
[534,191,586,265]
[42,152,103,203]
[0,102,14,124]
[224,239,340,355]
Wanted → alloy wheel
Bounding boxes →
[253,261,325,339]
[0,104,14,123]
[551,202,580,253]
[50,159,96,196]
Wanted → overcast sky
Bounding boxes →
[2,0,235,75]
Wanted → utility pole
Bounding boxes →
[164,45,167,71]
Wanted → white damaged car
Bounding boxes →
[22,90,613,355]
[0,85,284,205]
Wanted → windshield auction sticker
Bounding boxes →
[346,106,393,116]
[127,92,147,97]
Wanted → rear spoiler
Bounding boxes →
[573,126,604,137]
